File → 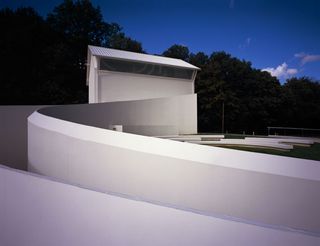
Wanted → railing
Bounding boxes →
[267,126,320,137]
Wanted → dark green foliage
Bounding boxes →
[45,0,122,103]
[192,52,316,134]
[280,77,320,128]
[0,1,143,104]
[0,7,59,104]
[108,32,145,53]
[189,52,209,69]
[162,44,190,61]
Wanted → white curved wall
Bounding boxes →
[28,110,320,235]
[39,94,197,136]
[2,165,319,246]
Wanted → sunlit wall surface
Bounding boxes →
[1,165,320,246]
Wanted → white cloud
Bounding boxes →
[262,63,298,79]
[295,52,320,65]
[294,52,306,58]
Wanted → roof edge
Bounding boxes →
[88,45,200,70]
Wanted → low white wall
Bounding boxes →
[0,105,45,170]
[28,111,320,234]
[1,165,319,246]
[39,94,197,136]
[97,71,194,102]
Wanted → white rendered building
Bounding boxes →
[86,45,199,103]
[1,46,320,246]
[86,45,199,135]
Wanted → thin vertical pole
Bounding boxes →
[222,101,225,133]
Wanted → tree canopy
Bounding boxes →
[162,44,190,61]
[0,7,57,104]
[192,52,320,134]
[280,77,320,129]
[195,52,283,133]
[1,1,319,134]
[0,1,145,104]
[108,32,145,53]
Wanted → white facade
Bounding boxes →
[97,71,194,102]
[87,45,199,103]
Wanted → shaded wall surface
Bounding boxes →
[0,105,44,170]
[39,95,197,136]
[97,71,194,102]
[1,165,320,246]
[0,94,196,171]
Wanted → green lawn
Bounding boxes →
[201,133,320,161]
[217,143,320,161]
[224,133,267,139]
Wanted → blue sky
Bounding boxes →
[2,0,320,82]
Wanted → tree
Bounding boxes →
[46,0,146,102]
[108,32,145,53]
[47,0,120,48]
[0,1,146,104]
[189,52,209,68]
[196,51,282,134]
[280,77,320,129]
[0,7,60,104]
[46,0,120,103]
[162,44,190,61]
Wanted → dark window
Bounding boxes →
[100,58,194,80]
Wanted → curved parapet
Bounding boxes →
[2,164,320,245]
[28,95,320,236]
[38,94,197,136]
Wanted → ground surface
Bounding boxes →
[208,134,320,161]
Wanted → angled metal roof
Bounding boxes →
[88,45,200,70]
